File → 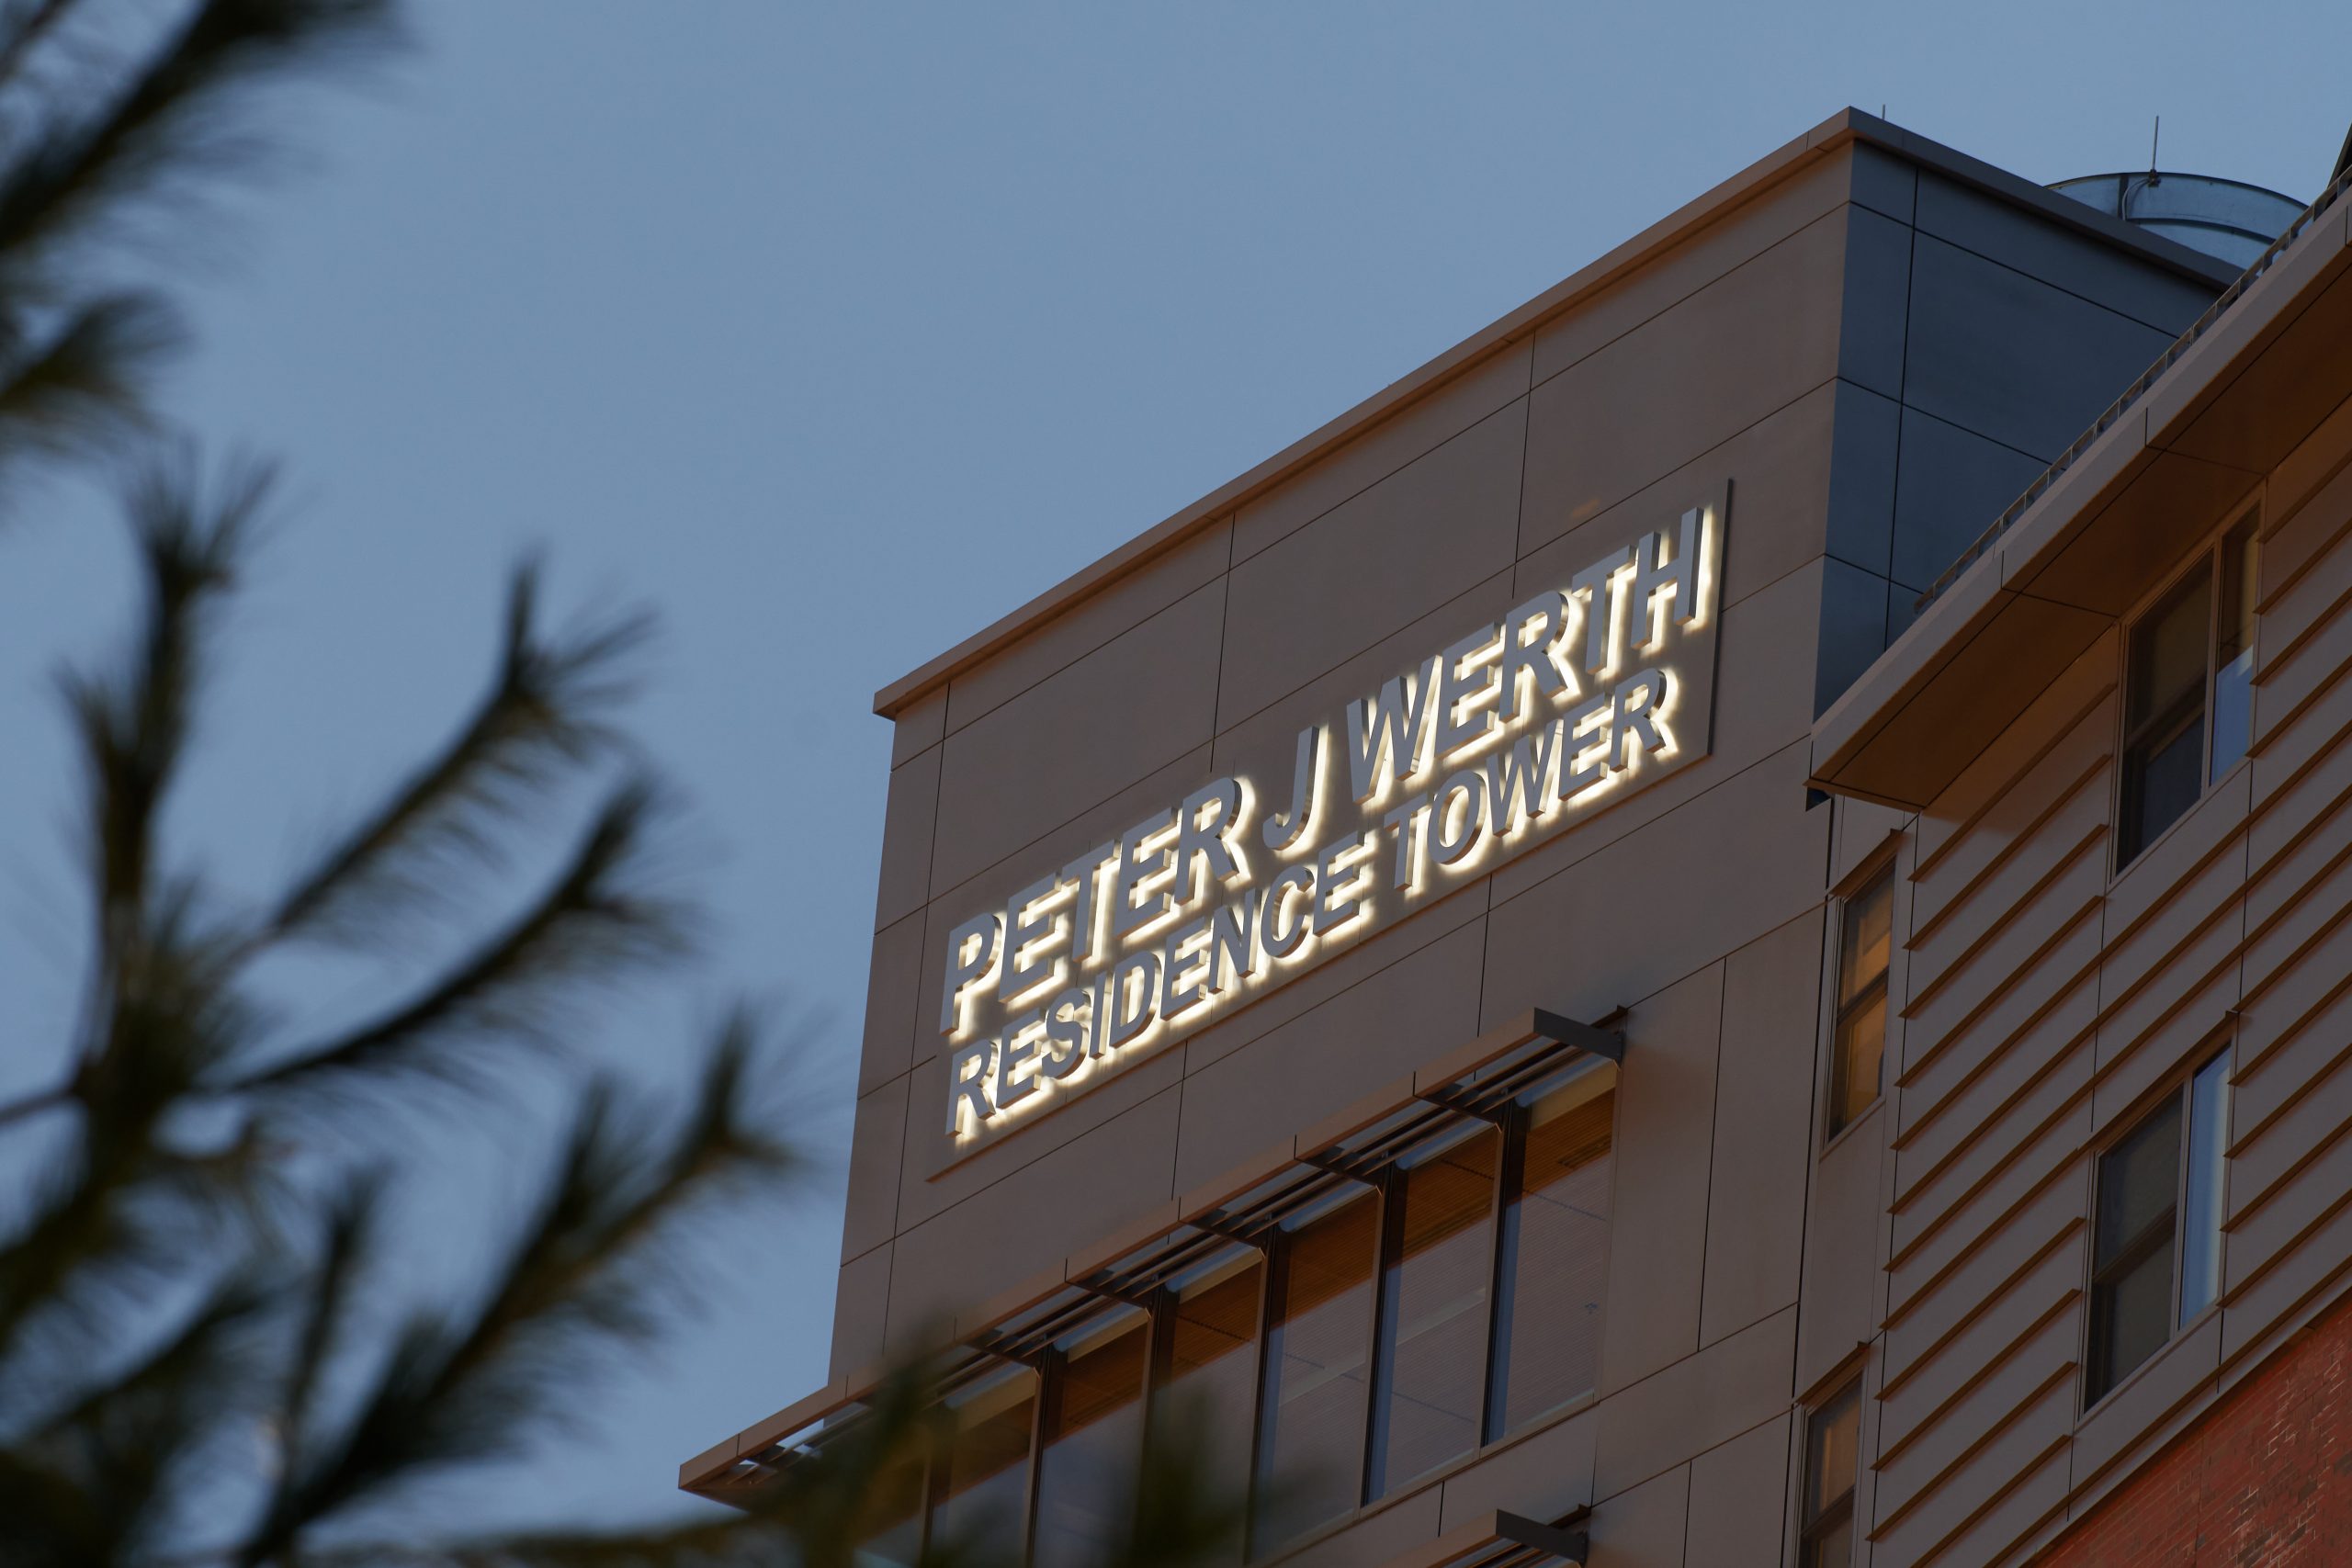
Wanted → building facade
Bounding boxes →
[684,111,2352,1565]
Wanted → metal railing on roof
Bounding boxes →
[1916,162,2352,612]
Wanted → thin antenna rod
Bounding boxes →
[2150,115,2161,174]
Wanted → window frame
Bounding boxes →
[1823,855,1897,1149]
[2113,498,2263,873]
[1795,1373,1863,1568]
[2081,1043,2233,1412]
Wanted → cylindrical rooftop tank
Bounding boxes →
[2050,172,2305,269]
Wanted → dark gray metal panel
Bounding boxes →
[1851,142,1918,226]
[1888,406,2049,592]
[1826,380,1901,578]
[1915,172,2222,335]
[1838,205,1913,403]
[1902,234,2174,461]
[1815,556,1894,717]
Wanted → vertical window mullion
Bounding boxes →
[1243,1234,1283,1562]
[1021,1351,1057,1568]
[1361,1169,1404,1506]
[1479,1107,1528,1448]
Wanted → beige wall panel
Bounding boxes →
[1519,212,1846,559]
[2219,1196,2352,1373]
[2248,638,2352,816]
[2090,964,2238,1136]
[861,909,927,1094]
[1868,1376,2071,1568]
[831,1241,892,1384]
[1591,1304,1794,1502]
[1528,152,1852,387]
[1281,1486,1442,1568]
[1886,1105,2086,1323]
[1883,1181,2084,1387]
[910,744,1213,1077]
[1899,847,2104,1073]
[932,581,1225,895]
[1599,964,1725,1392]
[1890,1037,2089,1260]
[1912,635,2116,875]
[1434,1406,1599,1533]
[841,1072,908,1263]
[895,1034,1186,1235]
[1482,743,1827,1032]
[1902,780,2107,1002]
[1907,704,2112,942]
[1795,1105,1883,1393]
[2245,703,2352,880]
[1871,1309,2075,1532]
[2099,761,2249,941]
[1875,1235,2081,1458]
[891,686,946,768]
[2250,509,2352,691]
[2257,448,2352,594]
[876,744,942,931]
[1181,883,1491,1077]
[1681,1415,1791,1568]
[1873,1437,2069,1568]
[1512,378,1838,615]
[1170,919,1488,1194]
[2246,769,2352,943]
[945,518,1233,735]
[1216,402,1524,728]
[2221,1101,2352,1303]
[1894,988,2093,1205]
[2215,1037,2352,1218]
[2070,1308,2219,1490]
[1862,1316,2069,1532]
[885,1086,1182,1357]
[2232,930,2352,1130]
[1584,1462,1689,1568]
[1232,341,1532,566]
[1701,911,1825,1347]
[2240,841,2352,1006]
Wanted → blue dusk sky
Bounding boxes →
[0,0,2342,1534]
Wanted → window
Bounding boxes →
[2086,1049,2231,1404]
[1799,1378,1861,1568]
[1826,865,1894,1142]
[1148,1250,1261,1566]
[1366,1125,1498,1501]
[1034,1312,1150,1568]
[1250,1190,1379,1554]
[931,1364,1038,1550]
[2119,509,2260,866]
[1486,1068,1614,1437]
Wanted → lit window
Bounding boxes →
[2119,509,2260,865]
[930,1364,1037,1551]
[2086,1049,2231,1404]
[1033,1312,1149,1568]
[1799,1378,1861,1568]
[1148,1250,1261,1566]
[1487,1067,1615,1437]
[1366,1125,1498,1500]
[1826,865,1894,1142]
[1250,1190,1379,1553]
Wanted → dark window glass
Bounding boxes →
[2086,1096,2183,1404]
[1367,1125,1498,1501]
[931,1366,1036,1552]
[1034,1314,1149,1568]
[2120,567,2214,864]
[1251,1192,1379,1554]
[2211,514,2260,782]
[2178,1049,2231,1325]
[1487,1072,1614,1438]
[1149,1252,1261,1567]
[1800,1379,1861,1568]
[1827,866,1894,1140]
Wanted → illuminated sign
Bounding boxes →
[936,494,1725,1147]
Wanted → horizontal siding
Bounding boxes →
[1857,423,2352,1562]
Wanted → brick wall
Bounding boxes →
[2038,1293,2352,1565]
